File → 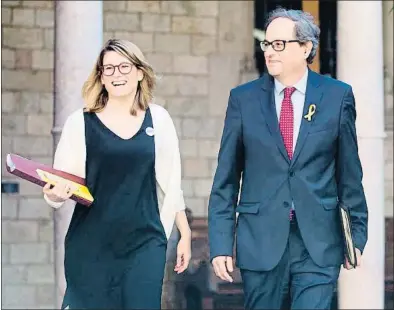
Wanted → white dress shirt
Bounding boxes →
[274,69,308,153]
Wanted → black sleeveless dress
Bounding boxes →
[62,107,167,309]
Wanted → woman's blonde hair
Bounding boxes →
[82,39,157,116]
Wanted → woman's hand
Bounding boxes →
[174,235,191,274]
[42,180,75,203]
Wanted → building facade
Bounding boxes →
[1,0,393,309]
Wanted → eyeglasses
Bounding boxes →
[260,40,301,52]
[101,62,133,76]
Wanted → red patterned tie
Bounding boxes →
[279,87,296,221]
[279,87,296,159]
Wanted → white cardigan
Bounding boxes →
[44,103,185,239]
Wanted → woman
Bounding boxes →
[43,39,191,309]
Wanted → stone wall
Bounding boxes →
[2,1,55,308]
[1,0,392,309]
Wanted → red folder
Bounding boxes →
[5,153,93,206]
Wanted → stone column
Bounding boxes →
[53,1,103,307]
[336,1,386,309]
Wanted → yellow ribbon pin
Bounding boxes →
[304,104,316,121]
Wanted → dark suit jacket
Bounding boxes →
[208,69,368,271]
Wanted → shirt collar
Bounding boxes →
[274,69,308,95]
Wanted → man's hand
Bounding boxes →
[212,256,233,282]
[344,248,362,270]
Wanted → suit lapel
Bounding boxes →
[260,75,290,164]
[290,70,323,168]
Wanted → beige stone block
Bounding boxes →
[1,196,18,219]
[162,1,218,17]
[22,0,54,8]
[194,179,213,197]
[2,7,12,24]
[154,33,190,54]
[192,1,219,17]
[12,8,35,26]
[127,1,160,13]
[2,48,15,69]
[114,32,154,53]
[208,54,242,116]
[2,244,10,263]
[38,219,54,242]
[179,139,198,157]
[36,285,55,307]
[181,178,195,197]
[104,0,126,11]
[184,159,211,178]
[19,178,44,196]
[166,96,208,117]
[184,197,206,217]
[160,1,188,15]
[199,118,221,139]
[105,13,140,31]
[10,243,49,264]
[2,92,19,113]
[27,265,55,284]
[2,69,52,92]
[19,91,40,113]
[19,198,52,219]
[35,9,54,28]
[155,75,178,96]
[199,140,220,158]
[3,27,43,49]
[39,92,53,114]
[172,16,217,35]
[103,31,115,42]
[192,35,217,55]
[2,1,21,7]
[146,53,172,73]
[209,158,218,177]
[2,137,14,176]
[2,115,27,135]
[2,220,39,243]
[15,49,33,69]
[27,114,52,135]
[13,136,52,156]
[2,285,36,308]
[2,135,14,157]
[218,1,251,54]
[171,116,182,137]
[32,50,54,70]
[173,55,208,75]
[177,76,209,96]
[385,161,393,181]
[182,118,200,138]
[44,28,53,49]
[2,266,27,284]
[141,13,170,32]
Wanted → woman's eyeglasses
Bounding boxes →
[101,62,133,76]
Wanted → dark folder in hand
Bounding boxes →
[5,153,93,206]
[338,202,358,268]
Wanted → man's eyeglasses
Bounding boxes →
[101,62,133,76]
[260,40,301,52]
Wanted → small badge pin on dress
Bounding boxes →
[145,127,154,136]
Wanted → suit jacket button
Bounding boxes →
[289,171,295,177]
[283,202,290,208]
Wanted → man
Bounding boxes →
[208,8,368,309]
